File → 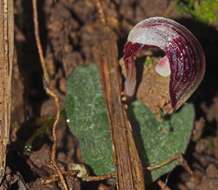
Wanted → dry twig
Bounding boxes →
[83,173,115,182]
[93,1,146,190]
[39,169,115,185]
[147,154,193,176]
[40,170,78,185]
[147,154,181,171]
[32,0,68,189]
[0,0,13,183]
[157,180,172,190]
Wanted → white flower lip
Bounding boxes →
[155,55,171,77]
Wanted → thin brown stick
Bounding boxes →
[178,154,193,175]
[40,169,115,185]
[147,154,180,171]
[83,173,115,182]
[40,170,78,185]
[157,180,172,190]
[32,0,68,189]
[93,1,146,190]
[148,154,193,176]
[147,154,193,176]
[0,0,13,183]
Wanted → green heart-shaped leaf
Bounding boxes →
[65,64,194,181]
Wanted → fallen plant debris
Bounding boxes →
[0,0,14,182]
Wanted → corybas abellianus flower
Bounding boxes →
[123,17,206,112]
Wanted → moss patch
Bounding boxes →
[178,0,218,24]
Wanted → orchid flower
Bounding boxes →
[123,17,206,110]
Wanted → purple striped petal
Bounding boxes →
[123,17,205,110]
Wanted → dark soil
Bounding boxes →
[2,0,218,189]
